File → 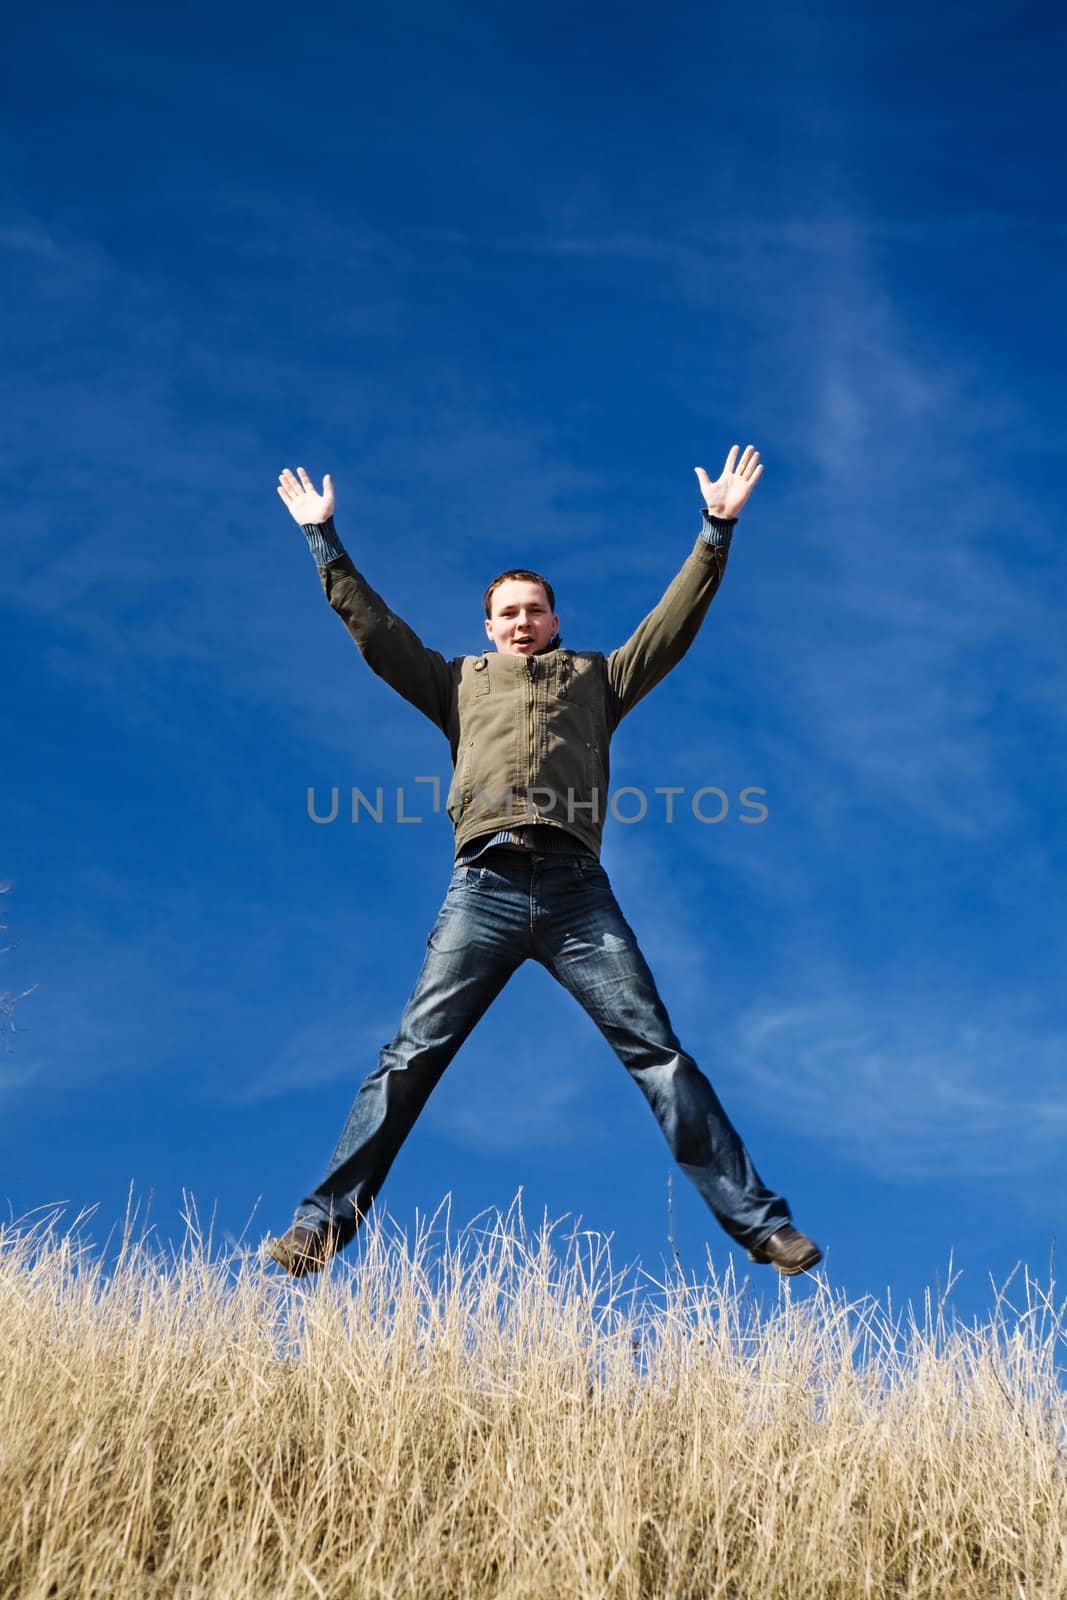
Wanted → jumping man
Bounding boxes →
[266,448,822,1278]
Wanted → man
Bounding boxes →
[266,448,821,1278]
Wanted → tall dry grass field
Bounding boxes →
[2,1199,1064,1599]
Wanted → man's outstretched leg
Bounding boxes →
[536,858,822,1275]
[266,865,527,1276]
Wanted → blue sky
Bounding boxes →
[2,0,1065,1321]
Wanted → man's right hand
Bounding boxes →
[277,466,334,526]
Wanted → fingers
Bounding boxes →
[728,445,761,480]
[717,445,762,480]
[730,456,763,512]
[277,465,322,499]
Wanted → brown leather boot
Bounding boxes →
[264,1223,340,1278]
[747,1225,823,1275]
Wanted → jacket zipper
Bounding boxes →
[526,657,536,816]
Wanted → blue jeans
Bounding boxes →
[295,851,791,1253]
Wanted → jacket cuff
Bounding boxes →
[300,515,346,565]
[699,509,736,550]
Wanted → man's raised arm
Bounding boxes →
[277,466,452,736]
[606,445,763,724]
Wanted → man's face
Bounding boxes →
[484,580,559,656]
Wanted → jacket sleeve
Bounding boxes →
[307,520,453,736]
[605,512,734,724]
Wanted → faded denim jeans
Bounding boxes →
[295,850,791,1253]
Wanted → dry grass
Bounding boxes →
[1,1196,1064,1600]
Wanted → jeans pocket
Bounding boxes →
[427,869,469,943]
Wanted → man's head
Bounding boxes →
[483,569,560,656]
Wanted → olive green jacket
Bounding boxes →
[312,512,734,860]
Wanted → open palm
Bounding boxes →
[694,445,762,520]
[277,466,334,526]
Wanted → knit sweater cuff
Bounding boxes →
[301,515,346,565]
[699,509,736,550]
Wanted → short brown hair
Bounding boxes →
[483,569,556,619]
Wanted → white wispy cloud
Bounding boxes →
[524,217,1067,844]
[223,1018,399,1106]
[1,203,617,765]
[733,990,1067,1182]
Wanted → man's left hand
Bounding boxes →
[694,445,762,520]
